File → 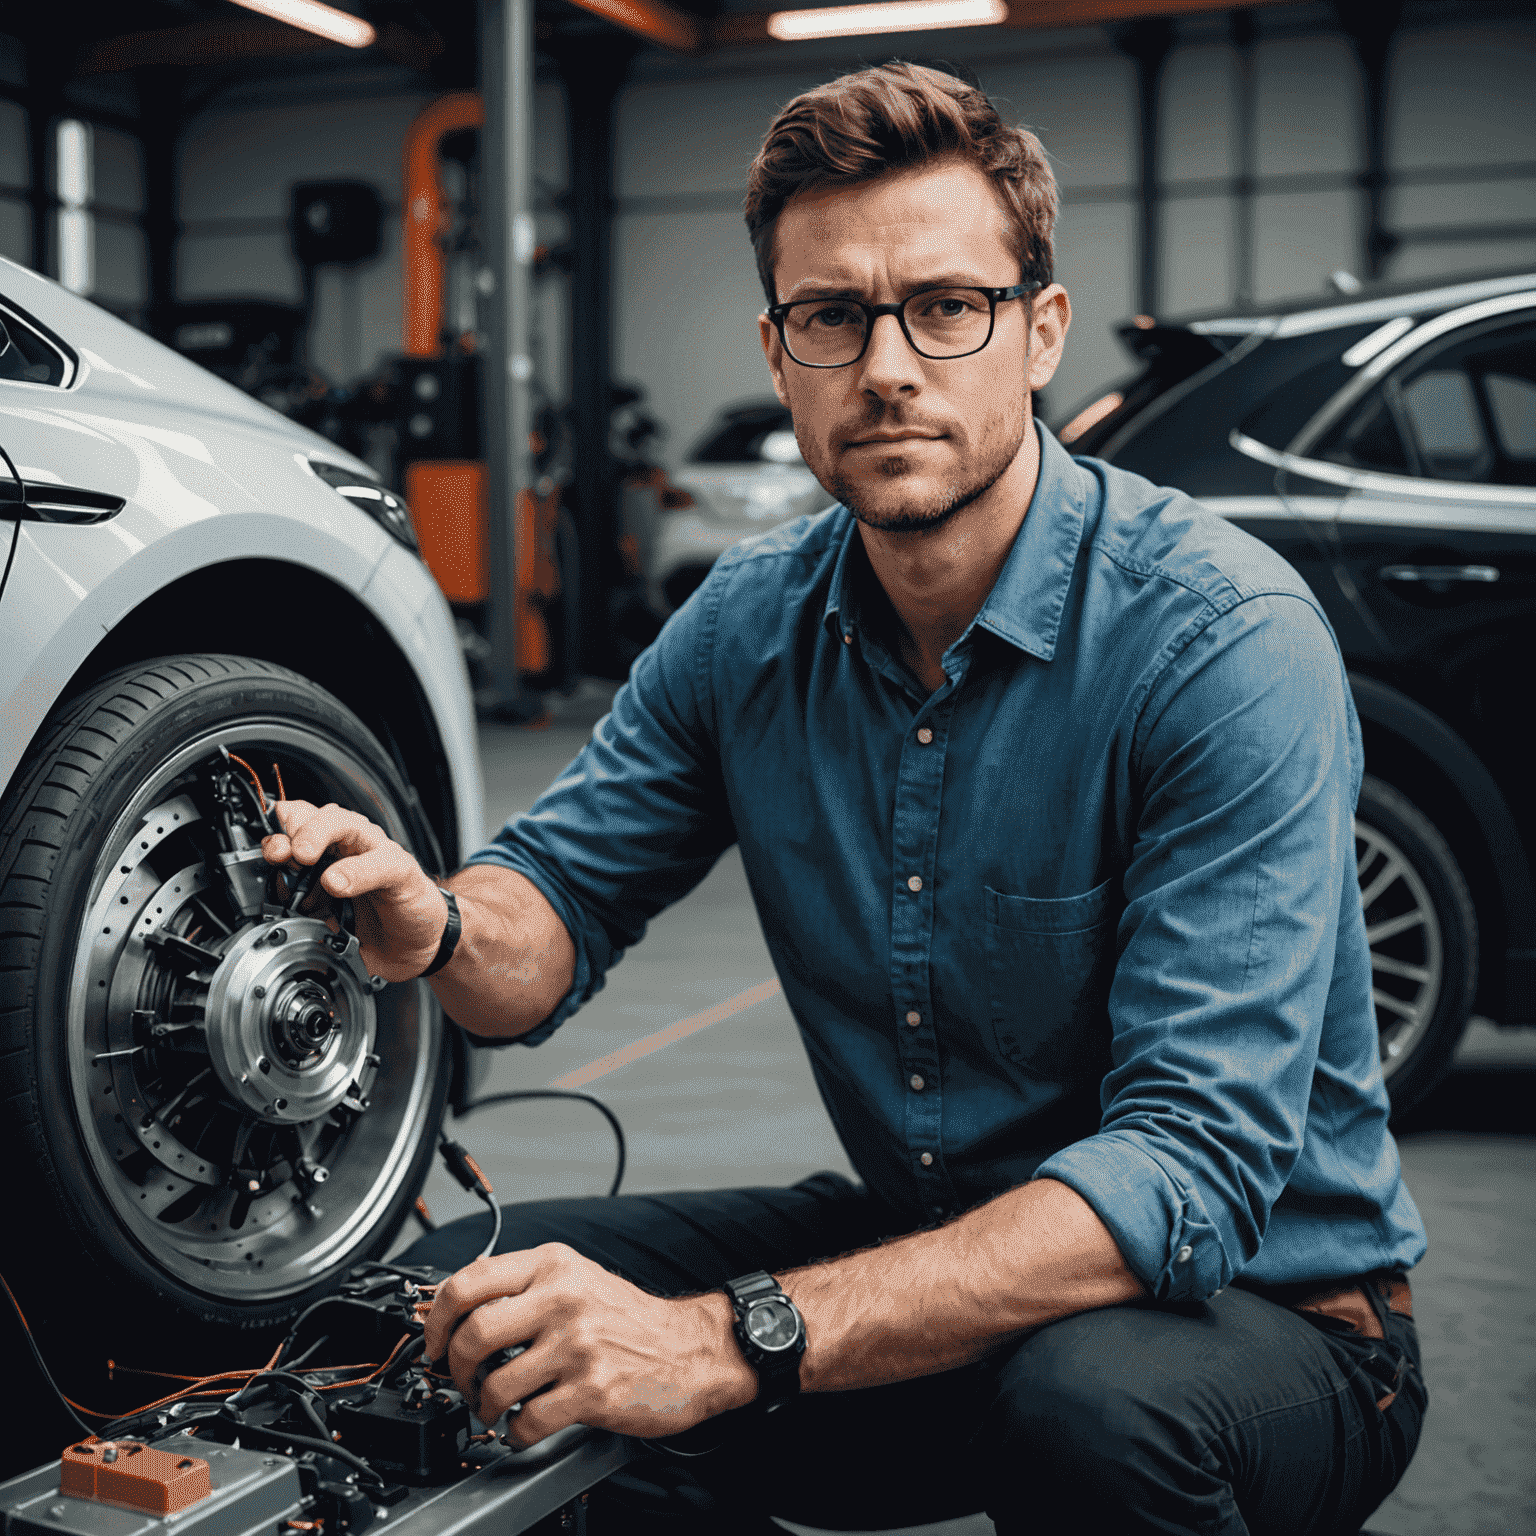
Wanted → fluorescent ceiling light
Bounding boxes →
[228,0,377,48]
[767,0,1006,41]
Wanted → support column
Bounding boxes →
[1230,9,1257,310]
[552,39,638,678]
[479,0,537,713]
[1117,19,1174,318]
[1336,0,1404,281]
[140,70,182,342]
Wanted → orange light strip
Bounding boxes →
[562,0,705,51]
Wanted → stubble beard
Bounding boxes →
[828,396,1032,535]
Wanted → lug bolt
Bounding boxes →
[275,1098,288,1110]
[269,928,287,945]
[252,985,266,999]
[258,1056,271,1073]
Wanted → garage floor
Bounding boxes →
[394,681,1536,1536]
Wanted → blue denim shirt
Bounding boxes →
[471,425,1426,1300]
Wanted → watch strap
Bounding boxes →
[421,887,462,978]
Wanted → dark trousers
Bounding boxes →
[396,1172,1426,1535]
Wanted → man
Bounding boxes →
[265,63,1426,1535]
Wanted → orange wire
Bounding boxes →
[272,762,287,803]
[225,752,268,813]
[9,1261,411,1428]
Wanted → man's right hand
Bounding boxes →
[262,800,448,982]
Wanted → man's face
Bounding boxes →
[759,155,1069,534]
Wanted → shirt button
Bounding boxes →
[909,1074,925,1091]
[905,1010,921,1027]
[906,875,923,892]
[920,1152,934,1167]
[916,726,934,745]
[1176,1245,1193,1264]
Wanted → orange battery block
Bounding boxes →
[60,1440,213,1515]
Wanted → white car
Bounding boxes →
[0,258,483,1350]
[628,400,835,617]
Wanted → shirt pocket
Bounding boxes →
[984,879,1117,1086]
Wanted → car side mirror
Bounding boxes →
[760,429,801,464]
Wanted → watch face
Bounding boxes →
[745,1298,799,1351]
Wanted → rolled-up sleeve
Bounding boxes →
[1035,592,1360,1300]
[464,568,735,1045]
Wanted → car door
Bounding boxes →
[1307,305,1536,698]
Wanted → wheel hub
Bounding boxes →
[203,917,378,1126]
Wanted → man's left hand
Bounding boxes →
[420,1242,759,1445]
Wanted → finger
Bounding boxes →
[271,799,320,836]
[446,1293,545,1402]
[423,1251,544,1364]
[263,799,321,866]
[499,1383,579,1450]
[285,804,390,867]
[471,1341,550,1426]
[320,842,422,901]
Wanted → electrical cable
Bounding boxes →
[241,1427,386,1487]
[453,1090,626,1198]
[1,1269,98,1442]
[476,1184,503,1261]
[274,1296,403,1369]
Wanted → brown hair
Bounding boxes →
[744,62,1058,306]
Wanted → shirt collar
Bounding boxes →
[822,422,1089,663]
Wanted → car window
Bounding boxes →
[0,300,74,387]
[1485,372,1536,461]
[1399,370,1491,481]
[1316,315,1536,487]
[1318,391,1411,475]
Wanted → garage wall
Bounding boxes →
[175,84,570,393]
[612,15,1536,465]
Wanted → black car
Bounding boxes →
[1063,268,1536,1115]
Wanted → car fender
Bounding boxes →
[362,541,485,866]
[1349,671,1536,1021]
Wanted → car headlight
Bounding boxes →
[310,459,419,553]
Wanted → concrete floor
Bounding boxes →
[395,681,1536,1536]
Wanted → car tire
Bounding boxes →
[1355,774,1478,1119]
[0,655,448,1368]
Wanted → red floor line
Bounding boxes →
[547,978,784,1091]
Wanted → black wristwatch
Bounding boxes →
[723,1271,806,1411]
[421,888,462,977]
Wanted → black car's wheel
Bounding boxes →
[0,655,448,1354]
[1355,774,1478,1117]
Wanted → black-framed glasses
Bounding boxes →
[767,282,1041,369]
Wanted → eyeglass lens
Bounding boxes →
[781,288,994,366]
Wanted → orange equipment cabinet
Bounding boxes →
[401,94,560,680]
[402,94,490,606]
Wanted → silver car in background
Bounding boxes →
[0,258,482,1355]
[628,400,835,617]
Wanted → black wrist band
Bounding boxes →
[421,888,462,978]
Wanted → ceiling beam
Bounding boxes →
[78,19,335,74]
[76,17,441,76]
